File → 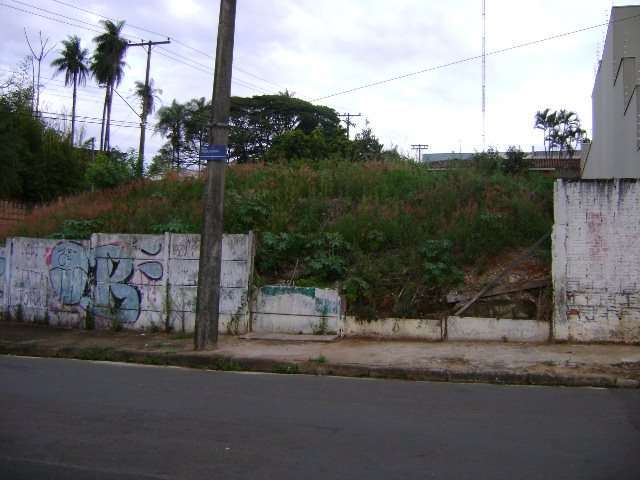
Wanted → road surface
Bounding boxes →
[1,356,639,479]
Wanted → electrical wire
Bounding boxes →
[46,0,287,91]
[311,12,640,102]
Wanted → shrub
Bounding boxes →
[502,146,529,175]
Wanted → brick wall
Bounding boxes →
[552,179,640,342]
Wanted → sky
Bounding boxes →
[0,0,632,164]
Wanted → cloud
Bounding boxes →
[0,0,628,161]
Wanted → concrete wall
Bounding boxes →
[0,233,254,333]
[252,286,342,334]
[447,317,549,342]
[343,317,442,341]
[553,179,640,343]
[583,6,640,178]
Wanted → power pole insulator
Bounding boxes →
[411,144,430,162]
[338,113,362,140]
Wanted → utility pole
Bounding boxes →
[338,113,362,139]
[128,39,171,177]
[411,144,429,163]
[195,0,237,350]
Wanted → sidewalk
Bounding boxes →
[1,322,639,388]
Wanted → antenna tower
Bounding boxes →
[482,0,486,150]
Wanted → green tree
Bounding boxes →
[184,97,210,170]
[0,82,86,202]
[134,78,162,121]
[228,93,342,163]
[351,126,383,161]
[534,108,585,160]
[50,35,90,146]
[501,146,529,174]
[155,100,190,170]
[91,20,128,152]
[85,149,135,190]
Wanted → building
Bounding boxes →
[582,6,640,178]
[422,149,581,176]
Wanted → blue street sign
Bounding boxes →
[200,143,228,162]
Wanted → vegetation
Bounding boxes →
[534,108,586,159]
[91,19,128,152]
[50,35,90,146]
[3,160,554,319]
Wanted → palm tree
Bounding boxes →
[134,79,162,119]
[91,20,128,151]
[134,79,162,176]
[50,35,90,146]
[155,100,189,170]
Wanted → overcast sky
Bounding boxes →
[0,0,630,163]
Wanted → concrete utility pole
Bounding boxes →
[195,0,237,350]
[128,39,171,177]
[411,144,429,162]
[338,113,362,139]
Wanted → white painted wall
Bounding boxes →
[343,317,442,340]
[553,179,640,343]
[447,317,549,342]
[583,6,640,178]
[252,286,342,334]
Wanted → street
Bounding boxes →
[1,356,639,480]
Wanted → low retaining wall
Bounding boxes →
[0,233,254,334]
[252,286,342,334]
[342,317,442,340]
[446,317,550,342]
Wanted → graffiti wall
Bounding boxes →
[0,233,254,333]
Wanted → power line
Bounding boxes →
[47,0,287,92]
[1,1,103,34]
[311,12,640,102]
[3,2,273,96]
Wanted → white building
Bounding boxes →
[582,6,640,178]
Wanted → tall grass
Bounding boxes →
[2,161,554,318]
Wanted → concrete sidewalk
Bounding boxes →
[1,322,639,388]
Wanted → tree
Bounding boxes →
[24,29,55,118]
[501,146,529,174]
[0,80,86,202]
[155,100,190,170]
[228,93,342,163]
[551,109,585,160]
[183,97,210,170]
[92,20,128,151]
[351,126,383,161]
[134,79,162,121]
[85,149,135,190]
[534,108,585,160]
[50,35,90,146]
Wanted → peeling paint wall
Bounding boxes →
[252,286,342,334]
[553,180,640,343]
[0,233,254,333]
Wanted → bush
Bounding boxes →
[85,150,136,190]
[502,146,529,175]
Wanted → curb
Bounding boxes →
[1,343,638,389]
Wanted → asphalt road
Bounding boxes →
[1,356,639,480]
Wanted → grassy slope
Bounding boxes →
[3,160,554,319]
